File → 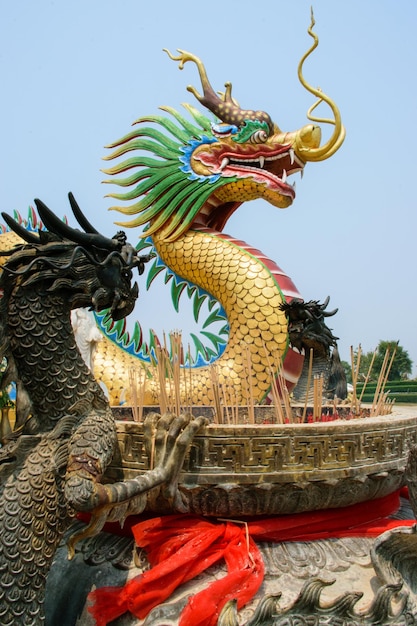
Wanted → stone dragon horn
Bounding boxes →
[67,191,100,235]
[0,213,41,245]
[34,195,122,251]
[2,194,122,252]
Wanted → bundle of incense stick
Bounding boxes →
[154,343,170,415]
[209,364,222,423]
[223,380,239,424]
[185,344,194,413]
[372,391,394,416]
[350,345,362,414]
[358,349,377,404]
[128,368,138,422]
[266,362,285,424]
[302,348,314,422]
[313,374,324,421]
[128,367,147,422]
[261,342,292,424]
[209,358,255,425]
[148,334,398,425]
[273,351,293,423]
[244,345,256,424]
[347,344,396,417]
[152,338,298,425]
[370,344,397,417]
[169,330,183,417]
[152,331,193,417]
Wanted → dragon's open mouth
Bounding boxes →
[195,144,305,199]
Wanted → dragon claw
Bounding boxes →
[146,412,208,512]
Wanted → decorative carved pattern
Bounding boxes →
[260,537,373,579]
[218,580,411,626]
[107,415,417,515]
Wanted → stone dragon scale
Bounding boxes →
[91,12,346,406]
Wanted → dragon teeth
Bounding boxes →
[289,148,295,165]
[282,169,287,183]
[219,157,229,171]
[259,156,265,168]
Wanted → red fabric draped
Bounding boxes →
[87,489,415,626]
[87,517,264,626]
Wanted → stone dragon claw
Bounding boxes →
[66,412,208,558]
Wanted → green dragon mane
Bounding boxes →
[102,104,237,242]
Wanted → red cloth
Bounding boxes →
[87,490,415,626]
[88,516,264,626]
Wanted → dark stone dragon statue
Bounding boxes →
[280,296,348,401]
[0,194,206,624]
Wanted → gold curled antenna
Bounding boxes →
[164,48,274,133]
[297,8,346,161]
[163,49,210,103]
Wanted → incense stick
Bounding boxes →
[371,344,397,416]
[221,383,231,425]
[129,368,139,422]
[371,348,390,416]
[262,341,285,424]
[187,343,193,413]
[170,331,182,417]
[313,375,318,420]
[155,345,169,414]
[273,351,292,423]
[302,348,314,423]
[209,365,222,424]
[350,345,362,413]
[267,364,284,423]
[358,349,377,404]
[244,345,256,424]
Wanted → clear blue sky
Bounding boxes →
[1,1,417,374]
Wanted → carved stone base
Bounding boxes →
[46,497,416,625]
[106,408,417,516]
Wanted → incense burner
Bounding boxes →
[107,408,417,516]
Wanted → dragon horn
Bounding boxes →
[164,48,274,134]
[68,192,99,235]
[319,296,338,317]
[1,212,40,244]
[296,9,345,162]
[34,199,120,251]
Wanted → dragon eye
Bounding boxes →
[123,269,133,281]
[232,119,270,144]
[249,129,268,144]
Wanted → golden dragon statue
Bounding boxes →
[88,13,346,407]
[0,13,345,410]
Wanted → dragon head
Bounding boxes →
[0,193,150,321]
[103,11,344,242]
[279,296,339,358]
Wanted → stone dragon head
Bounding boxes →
[0,193,150,321]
